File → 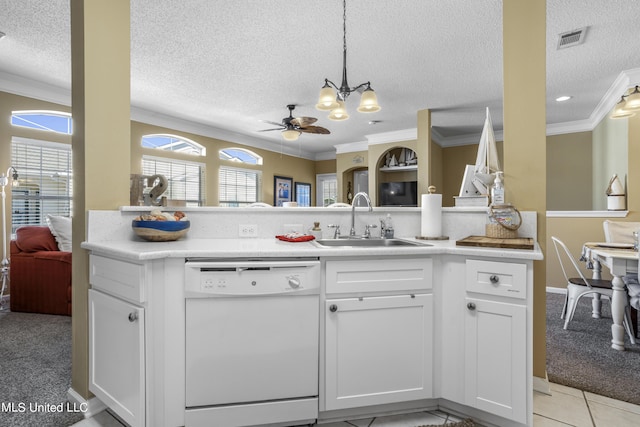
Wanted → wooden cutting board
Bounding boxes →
[456,235,534,250]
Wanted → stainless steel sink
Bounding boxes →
[314,238,429,247]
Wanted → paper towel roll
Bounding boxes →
[421,193,442,238]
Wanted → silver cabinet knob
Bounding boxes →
[489,275,500,284]
[467,302,476,311]
[329,304,338,312]
[128,312,138,322]
[288,277,301,288]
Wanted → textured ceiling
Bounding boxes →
[0,0,639,159]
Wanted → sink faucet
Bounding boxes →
[350,192,373,237]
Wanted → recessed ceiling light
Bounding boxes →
[556,95,572,102]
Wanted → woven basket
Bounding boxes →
[486,205,521,239]
[485,223,517,239]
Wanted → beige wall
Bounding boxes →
[547,132,592,211]
[592,115,628,210]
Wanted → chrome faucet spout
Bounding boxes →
[350,192,373,237]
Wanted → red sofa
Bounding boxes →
[9,226,72,316]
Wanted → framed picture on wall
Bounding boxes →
[294,182,311,207]
[274,176,293,206]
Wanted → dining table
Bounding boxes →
[583,243,639,351]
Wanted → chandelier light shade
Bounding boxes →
[357,87,381,113]
[611,85,639,119]
[328,100,350,121]
[316,83,340,111]
[281,128,301,141]
[624,86,640,110]
[316,0,380,120]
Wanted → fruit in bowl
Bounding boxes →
[132,210,190,241]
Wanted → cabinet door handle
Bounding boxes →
[329,304,338,312]
[128,312,139,322]
[467,302,476,311]
[489,275,500,284]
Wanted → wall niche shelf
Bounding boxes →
[379,165,418,173]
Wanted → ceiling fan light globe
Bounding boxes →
[328,101,349,121]
[316,86,340,111]
[282,129,301,141]
[357,88,381,113]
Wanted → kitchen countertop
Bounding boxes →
[81,237,543,261]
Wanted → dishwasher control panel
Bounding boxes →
[185,259,320,296]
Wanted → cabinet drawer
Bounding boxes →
[326,258,432,294]
[90,255,148,303]
[465,259,526,299]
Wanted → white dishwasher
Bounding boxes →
[184,258,320,427]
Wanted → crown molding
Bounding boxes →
[334,140,369,154]
[365,128,417,145]
[0,71,71,106]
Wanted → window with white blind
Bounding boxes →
[219,166,261,207]
[142,156,205,206]
[11,139,72,233]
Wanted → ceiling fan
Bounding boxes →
[259,104,330,141]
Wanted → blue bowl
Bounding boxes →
[132,220,190,241]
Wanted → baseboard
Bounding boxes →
[67,387,107,419]
[546,286,567,295]
[533,374,552,395]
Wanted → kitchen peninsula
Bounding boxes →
[81,206,542,427]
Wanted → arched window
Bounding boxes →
[141,134,206,156]
[219,147,263,165]
[11,110,73,135]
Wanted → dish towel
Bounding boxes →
[276,233,315,242]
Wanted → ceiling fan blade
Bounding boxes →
[299,125,330,135]
[257,128,285,132]
[291,116,318,127]
[259,119,285,127]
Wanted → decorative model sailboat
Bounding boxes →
[455,107,501,206]
[472,107,501,194]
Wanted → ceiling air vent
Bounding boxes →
[557,27,587,49]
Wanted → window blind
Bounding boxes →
[219,166,260,207]
[142,156,204,206]
[11,140,72,233]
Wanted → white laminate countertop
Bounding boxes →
[81,237,544,261]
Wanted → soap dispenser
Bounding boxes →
[309,222,323,240]
[383,213,394,238]
[491,171,505,205]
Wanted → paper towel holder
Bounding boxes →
[416,185,449,241]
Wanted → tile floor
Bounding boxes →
[72,382,640,426]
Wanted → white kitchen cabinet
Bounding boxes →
[324,293,433,410]
[89,289,145,427]
[464,297,527,424]
[440,256,532,426]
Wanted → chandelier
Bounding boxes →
[611,85,640,119]
[315,0,381,121]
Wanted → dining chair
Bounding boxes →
[551,236,635,339]
[602,220,640,244]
